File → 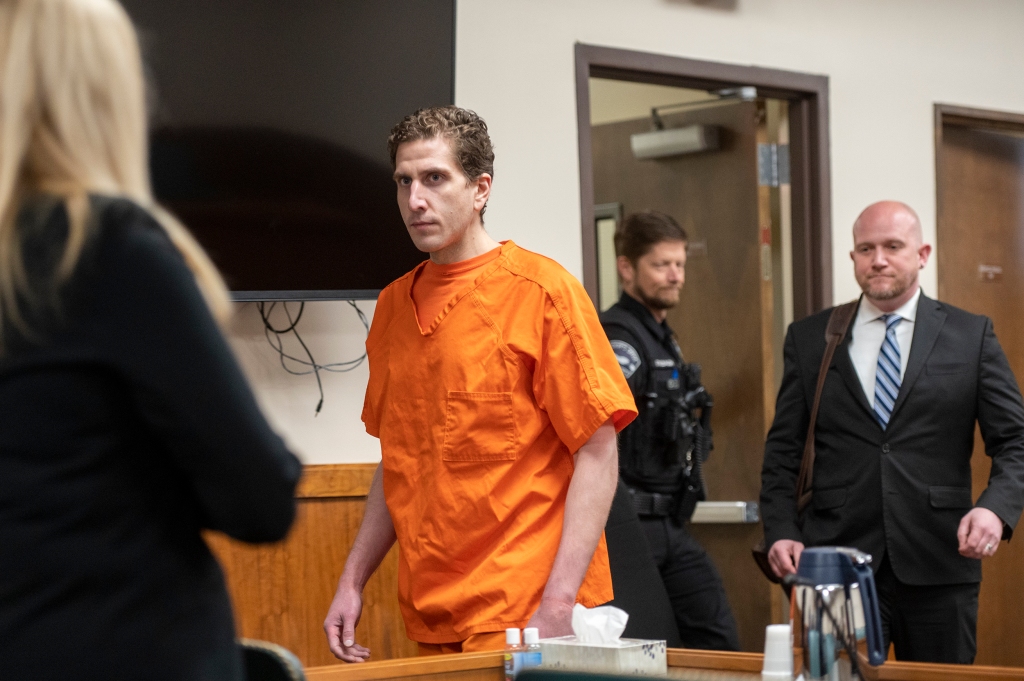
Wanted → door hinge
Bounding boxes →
[757,143,790,187]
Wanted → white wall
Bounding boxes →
[229,0,1024,464]
[228,300,379,464]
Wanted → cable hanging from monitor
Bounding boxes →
[257,301,369,416]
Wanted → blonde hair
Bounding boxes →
[0,0,231,348]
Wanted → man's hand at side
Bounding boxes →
[323,463,397,662]
[325,582,370,662]
[526,597,575,638]
[768,539,804,578]
[528,420,618,638]
[958,507,1003,559]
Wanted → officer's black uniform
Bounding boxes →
[601,291,740,651]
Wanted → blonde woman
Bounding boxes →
[0,1,301,679]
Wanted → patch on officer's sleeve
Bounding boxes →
[610,340,642,379]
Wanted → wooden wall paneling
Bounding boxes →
[296,463,377,498]
[205,463,418,670]
[935,106,1024,668]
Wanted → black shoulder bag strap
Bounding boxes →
[794,300,859,513]
[752,300,858,584]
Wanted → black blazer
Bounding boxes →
[0,197,302,680]
[761,293,1024,585]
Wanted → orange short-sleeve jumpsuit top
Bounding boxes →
[362,241,637,644]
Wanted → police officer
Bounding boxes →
[601,211,740,651]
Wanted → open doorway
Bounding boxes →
[576,45,832,651]
[589,80,796,387]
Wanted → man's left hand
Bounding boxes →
[958,507,1004,559]
[526,597,575,638]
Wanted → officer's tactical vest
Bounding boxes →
[601,304,700,496]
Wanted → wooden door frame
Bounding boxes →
[935,103,1024,138]
[575,43,832,320]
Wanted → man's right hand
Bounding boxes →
[324,582,371,663]
[768,539,805,579]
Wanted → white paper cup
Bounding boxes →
[762,623,793,678]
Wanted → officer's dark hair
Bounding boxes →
[614,211,688,264]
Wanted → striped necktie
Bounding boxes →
[874,314,902,428]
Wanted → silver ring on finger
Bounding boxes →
[985,542,994,553]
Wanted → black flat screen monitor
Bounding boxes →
[121,0,454,300]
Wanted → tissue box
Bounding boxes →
[538,636,667,676]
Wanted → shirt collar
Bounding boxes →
[856,286,922,326]
[618,291,673,342]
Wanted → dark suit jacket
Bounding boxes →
[761,293,1024,585]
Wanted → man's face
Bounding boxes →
[619,240,687,312]
[393,137,490,258]
[850,207,930,304]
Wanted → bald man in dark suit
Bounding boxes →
[760,201,1024,663]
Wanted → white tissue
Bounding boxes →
[571,603,629,644]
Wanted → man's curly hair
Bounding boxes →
[387,106,495,183]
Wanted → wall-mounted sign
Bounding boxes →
[978,264,1003,282]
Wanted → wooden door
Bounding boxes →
[937,114,1024,667]
[591,99,780,651]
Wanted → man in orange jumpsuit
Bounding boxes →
[324,106,637,661]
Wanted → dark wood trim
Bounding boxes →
[582,44,827,98]
[575,43,833,318]
[936,103,1024,134]
[296,463,377,499]
[934,104,947,277]
[576,49,598,297]
[788,97,816,313]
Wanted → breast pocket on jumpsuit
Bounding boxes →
[441,391,517,461]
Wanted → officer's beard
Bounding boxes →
[636,286,679,311]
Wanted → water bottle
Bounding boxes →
[522,627,542,671]
[504,627,524,680]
